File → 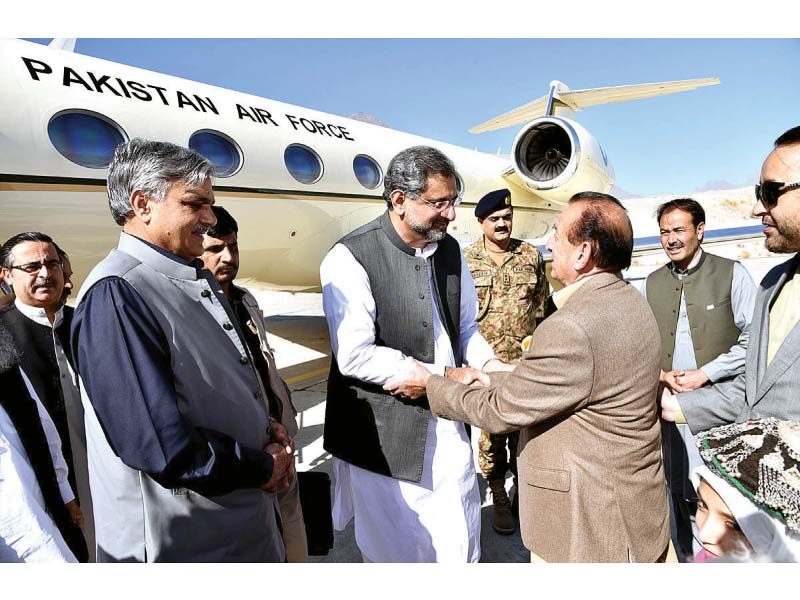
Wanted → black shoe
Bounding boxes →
[489,480,515,535]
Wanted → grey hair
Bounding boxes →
[106,138,215,226]
[382,146,459,210]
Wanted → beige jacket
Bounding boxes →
[428,272,669,562]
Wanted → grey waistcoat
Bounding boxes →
[646,252,739,373]
[76,233,284,563]
[323,211,462,483]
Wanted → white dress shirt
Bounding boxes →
[13,299,79,506]
[0,370,77,562]
[321,240,495,562]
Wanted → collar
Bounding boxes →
[118,232,204,281]
[417,243,438,259]
[472,236,520,261]
[14,298,63,328]
[228,282,247,303]
[669,248,704,277]
[380,210,439,258]
[552,273,609,309]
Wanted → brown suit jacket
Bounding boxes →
[428,272,669,562]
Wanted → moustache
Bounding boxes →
[192,224,211,235]
[763,218,777,227]
[32,278,56,290]
[494,227,509,233]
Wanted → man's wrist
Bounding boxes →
[239,445,276,487]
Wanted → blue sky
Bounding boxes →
[25,38,800,197]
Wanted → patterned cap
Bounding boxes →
[475,188,512,219]
[697,418,800,534]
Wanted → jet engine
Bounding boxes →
[511,116,614,201]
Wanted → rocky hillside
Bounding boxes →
[622,186,778,268]
[623,186,759,238]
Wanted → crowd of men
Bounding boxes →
[1,126,799,562]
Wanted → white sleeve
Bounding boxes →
[321,244,421,386]
[458,252,496,369]
[700,262,757,383]
[19,370,75,505]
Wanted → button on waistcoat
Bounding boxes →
[646,252,739,372]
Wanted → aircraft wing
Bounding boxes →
[469,78,720,134]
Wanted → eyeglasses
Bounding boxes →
[755,181,800,209]
[9,259,63,274]
[407,192,463,212]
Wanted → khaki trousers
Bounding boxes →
[277,472,308,563]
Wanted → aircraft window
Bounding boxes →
[188,130,242,177]
[47,110,127,169]
[353,154,382,189]
[284,144,323,184]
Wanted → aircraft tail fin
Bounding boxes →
[48,38,77,52]
[469,78,720,134]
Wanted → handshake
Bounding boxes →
[382,357,512,400]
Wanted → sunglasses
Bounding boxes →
[755,181,800,209]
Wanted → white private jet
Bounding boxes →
[0,38,730,292]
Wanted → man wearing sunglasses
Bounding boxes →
[662,126,800,432]
[0,231,89,561]
[320,145,503,562]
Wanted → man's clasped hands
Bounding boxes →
[383,357,513,400]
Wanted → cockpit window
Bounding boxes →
[353,154,382,189]
[47,110,127,169]
[284,144,323,184]
[188,130,242,178]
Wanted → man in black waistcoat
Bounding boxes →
[320,146,505,562]
[0,231,88,561]
[0,322,84,561]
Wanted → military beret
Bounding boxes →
[475,188,512,219]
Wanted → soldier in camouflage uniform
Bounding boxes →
[464,188,549,535]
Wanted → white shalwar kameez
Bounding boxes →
[0,371,77,562]
[320,241,495,563]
